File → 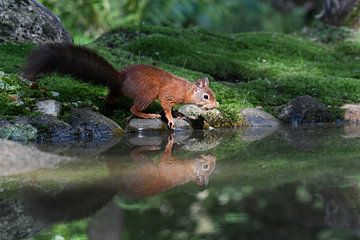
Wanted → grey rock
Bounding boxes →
[278,95,334,125]
[240,108,281,127]
[68,108,123,140]
[35,99,61,117]
[178,104,223,128]
[0,0,72,43]
[0,140,72,176]
[1,109,124,143]
[29,115,74,142]
[0,119,37,141]
[126,118,192,132]
[341,104,360,125]
[179,104,221,119]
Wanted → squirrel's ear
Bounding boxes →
[195,78,208,89]
[204,77,209,85]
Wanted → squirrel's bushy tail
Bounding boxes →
[22,44,121,90]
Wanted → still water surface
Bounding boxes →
[1,126,360,240]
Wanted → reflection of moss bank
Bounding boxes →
[1,25,360,125]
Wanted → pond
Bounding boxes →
[1,125,360,240]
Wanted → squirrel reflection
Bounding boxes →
[21,134,216,223]
[115,134,216,199]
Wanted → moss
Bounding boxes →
[1,25,360,124]
[96,25,360,119]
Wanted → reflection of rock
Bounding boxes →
[88,202,123,240]
[35,99,62,117]
[342,125,360,139]
[0,140,72,176]
[278,126,331,151]
[127,131,191,146]
[240,108,280,127]
[126,118,192,132]
[0,197,50,240]
[181,131,222,151]
[240,126,278,142]
[341,104,360,125]
[0,0,72,43]
[35,135,122,158]
[278,95,333,124]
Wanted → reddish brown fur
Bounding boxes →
[22,44,218,129]
[109,136,216,199]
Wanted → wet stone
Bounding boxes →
[67,108,124,140]
[0,119,37,142]
[126,118,192,132]
[278,95,334,124]
[341,104,360,125]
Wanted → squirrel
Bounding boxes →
[22,44,218,129]
[108,134,216,199]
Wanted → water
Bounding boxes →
[1,125,360,240]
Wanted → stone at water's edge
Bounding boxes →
[67,108,124,139]
[278,95,334,124]
[341,104,360,125]
[0,118,37,141]
[178,104,223,128]
[0,0,72,43]
[240,108,281,127]
[36,99,62,117]
[126,118,192,132]
[0,108,124,142]
[29,114,74,141]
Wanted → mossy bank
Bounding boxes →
[1,25,360,127]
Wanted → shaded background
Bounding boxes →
[38,0,360,43]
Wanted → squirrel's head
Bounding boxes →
[192,154,216,186]
[192,77,218,110]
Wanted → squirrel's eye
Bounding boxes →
[203,94,209,100]
[203,164,209,170]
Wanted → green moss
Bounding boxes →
[96,25,360,118]
[1,25,360,124]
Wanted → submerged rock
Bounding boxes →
[0,0,72,43]
[35,99,62,117]
[278,95,334,125]
[126,118,192,132]
[240,108,280,127]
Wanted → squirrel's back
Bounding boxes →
[22,44,121,91]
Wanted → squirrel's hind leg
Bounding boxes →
[130,99,161,119]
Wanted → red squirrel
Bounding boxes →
[108,134,216,199]
[22,44,218,129]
